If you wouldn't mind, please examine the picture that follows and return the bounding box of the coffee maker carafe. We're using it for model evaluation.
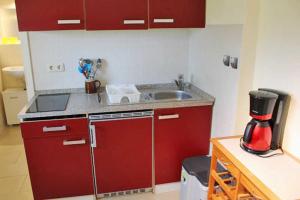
[242,89,290,154]
[242,91,278,154]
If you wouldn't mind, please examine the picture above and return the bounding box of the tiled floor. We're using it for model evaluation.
[0,125,179,200]
[0,126,33,200]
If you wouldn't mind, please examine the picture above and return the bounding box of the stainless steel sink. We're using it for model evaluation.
[148,90,193,100]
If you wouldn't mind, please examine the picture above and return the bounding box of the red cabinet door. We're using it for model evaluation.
[86,0,148,30]
[91,117,152,194]
[21,119,94,200]
[149,0,206,28]
[15,0,84,31]
[154,106,212,184]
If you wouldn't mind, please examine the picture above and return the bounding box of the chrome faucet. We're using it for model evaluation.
[175,74,185,91]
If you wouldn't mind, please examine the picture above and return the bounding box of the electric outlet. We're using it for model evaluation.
[230,57,238,69]
[47,64,65,72]
[56,64,65,72]
[223,55,230,67]
[47,65,55,72]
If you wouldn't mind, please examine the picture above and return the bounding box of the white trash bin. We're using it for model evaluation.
[180,156,225,200]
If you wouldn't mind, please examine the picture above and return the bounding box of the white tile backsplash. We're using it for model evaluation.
[28,26,244,143]
[29,30,190,90]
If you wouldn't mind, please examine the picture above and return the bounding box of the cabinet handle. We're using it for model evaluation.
[90,125,97,148]
[43,125,67,133]
[57,20,81,25]
[9,96,18,100]
[153,18,174,23]
[123,20,145,25]
[63,139,86,146]
[158,114,179,120]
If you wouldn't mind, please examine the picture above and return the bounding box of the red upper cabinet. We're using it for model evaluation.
[15,0,85,31]
[86,0,148,30]
[15,0,206,31]
[149,0,206,28]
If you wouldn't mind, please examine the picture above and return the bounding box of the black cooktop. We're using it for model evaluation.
[26,93,70,113]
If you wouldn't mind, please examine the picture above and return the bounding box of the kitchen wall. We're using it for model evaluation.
[0,44,24,89]
[29,30,190,90]
[25,0,247,91]
[0,45,22,66]
[0,65,4,129]
[252,0,300,159]
[0,3,23,128]
[28,26,244,140]
[19,32,35,99]
[235,0,260,134]
[19,1,300,159]
[206,0,246,25]
[188,25,243,138]
[0,7,19,39]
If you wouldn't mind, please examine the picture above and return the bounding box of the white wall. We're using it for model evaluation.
[28,26,244,139]
[19,32,35,99]
[0,44,23,67]
[29,30,190,90]
[0,44,24,90]
[188,25,243,138]
[0,3,22,128]
[0,8,19,38]
[253,0,300,159]
[235,0,260,133]
[0,64,4,128]
[206,0,246,25]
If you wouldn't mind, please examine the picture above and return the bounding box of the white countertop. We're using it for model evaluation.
[219,138,300,200]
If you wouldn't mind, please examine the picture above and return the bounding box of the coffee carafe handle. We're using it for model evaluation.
[243,120,257,143]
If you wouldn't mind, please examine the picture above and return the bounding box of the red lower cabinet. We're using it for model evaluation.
[20,106,213,198]
[21,118,94,200]
[154,106,212,184]
[91,117,152,194]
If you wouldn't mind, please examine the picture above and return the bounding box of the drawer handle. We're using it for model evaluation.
[154,18,174,23]
[9,96,18,99]
[57,20,81,25]
[123,20,145,25]
[158,114,179,120]
[63,139,86,146]
[43,125,67,133]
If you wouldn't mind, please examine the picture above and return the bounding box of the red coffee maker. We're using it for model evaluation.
[242,90,279,154]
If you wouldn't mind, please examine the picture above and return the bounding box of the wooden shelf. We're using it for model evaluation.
[207,137,285,200]
[212,192,230,200]
[211,170,237,199]
[237,193,262,200]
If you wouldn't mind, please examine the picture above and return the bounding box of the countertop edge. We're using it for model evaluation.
[19,101,214,120]
[18,83,215,120]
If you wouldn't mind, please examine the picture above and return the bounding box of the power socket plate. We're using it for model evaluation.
[47,64,65,72]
